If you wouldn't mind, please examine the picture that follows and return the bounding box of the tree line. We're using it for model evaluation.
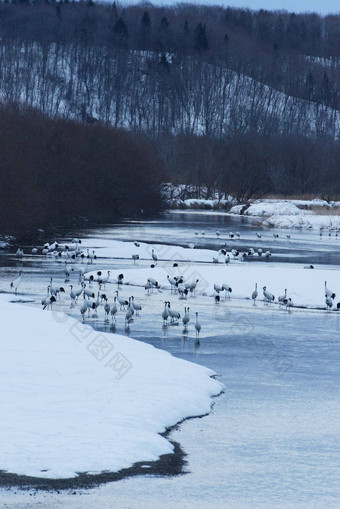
[0,104,165,236]
[158,132,340,202]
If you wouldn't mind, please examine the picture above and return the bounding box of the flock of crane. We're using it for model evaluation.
[7,229,340,341]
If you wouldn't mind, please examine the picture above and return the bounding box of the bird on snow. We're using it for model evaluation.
[10,271,22,294]
[151,249,158,265]
[278,289,288,306]
[325,281,335,299]
[132,254,139,264]
[263,286,275,303]
[325,295,334,310]
[252,283,258,305]
[222,283,232,298]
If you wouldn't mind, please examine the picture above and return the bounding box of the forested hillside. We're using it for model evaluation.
[0,2,339,234]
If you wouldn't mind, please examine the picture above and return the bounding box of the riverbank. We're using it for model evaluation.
[167,196,340,231]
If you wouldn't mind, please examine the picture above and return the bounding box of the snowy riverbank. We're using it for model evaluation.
[0,298,223,481]
[229,199,340,231]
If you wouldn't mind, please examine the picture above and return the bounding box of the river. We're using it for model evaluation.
[0,212,339,508]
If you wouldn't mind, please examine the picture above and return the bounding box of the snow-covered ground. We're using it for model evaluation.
[0,296,222,479]
[229,199,340,231]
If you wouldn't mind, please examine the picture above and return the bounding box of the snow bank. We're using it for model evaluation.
[229,200,340,230]
[230,201,310,217]
[80,237,225,263]
[108,263,340,310]
[0,301,222,479]
[262,214,340,230]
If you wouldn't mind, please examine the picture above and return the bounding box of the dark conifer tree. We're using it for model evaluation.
[194,23,209,52]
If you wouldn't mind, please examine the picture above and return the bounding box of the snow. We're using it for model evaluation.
[0,298,223,479]
[229,199,340,230]
[230,201,311,217]
[80,237,224,264]
[111,262,340,310]
[262,214,340,230]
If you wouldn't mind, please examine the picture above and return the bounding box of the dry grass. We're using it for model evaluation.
[263,194,340,201]
[309,206,340,216]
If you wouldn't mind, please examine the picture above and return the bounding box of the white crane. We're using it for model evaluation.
[103,298,111,321]
[325,281,335,299]
[131,296,142,315]
[16,247,24,257]
[80,295,89,321]
[178,284,189,299]
[286,298,294,312]
[91,292,101,318]
[87,249,97,264]
[167,275,177,291]
[151,249,158,265]
[326,295,333,310]
[42,295,56,310]
[110,298,118,322]
[263,286,275,304]
[69,285,77,306]
[115,291,128,309]
[145,281,152,295]
[167,302,180,323]
[49,278,58,297]
[125,305,134,325]
[214,284,223,294]
[222,283,232,298]
[98,271,111,288]
[10,271,22,294]
[189,279,199,294]
[278,289,288,305]
[82,283,95,299]
[162,301,169,325]
[64,261,73,281]
[264,251,271,261]
[182,307,190,330]
[252,283,258,305]
[41,287,56,310]
[147,278,159,293]
[195,312,201,337]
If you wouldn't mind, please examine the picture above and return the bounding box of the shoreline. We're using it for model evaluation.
[0,432,185,492]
